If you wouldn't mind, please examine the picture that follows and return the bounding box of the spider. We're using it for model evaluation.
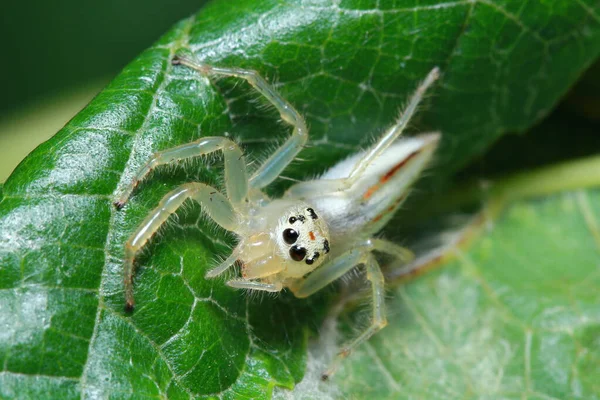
[115,54,440,380]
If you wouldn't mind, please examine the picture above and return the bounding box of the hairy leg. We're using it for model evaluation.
[288,247,367,298]
[284,67,440,200]
[115,136,247,208]
[123,183,237,310]
[226,280,282,292]
[205,245,243,278]
[288,239,408,379]
[346,67,440,184]
[322,254,387,380]
[173,55,308,189]
[287,237,411,298]
[369,238,414,263]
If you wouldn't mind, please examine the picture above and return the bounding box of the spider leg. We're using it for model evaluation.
[173,56,308,189]
[115,137,248,209]
[123,183,238,310]
[369,238,414,263]
[288,238,411,379]
[322,254,386,381]
[226,280,282,292]
[284,67,440,200]
[346,67,440,185]
[289,247,367,298]
[205,245,242,278]
[288,238,408,298]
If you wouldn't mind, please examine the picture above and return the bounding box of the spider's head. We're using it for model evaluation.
[274,203,330,275]
[237,202,330,281]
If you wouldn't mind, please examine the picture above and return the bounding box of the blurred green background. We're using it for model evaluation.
[0,0,207,182]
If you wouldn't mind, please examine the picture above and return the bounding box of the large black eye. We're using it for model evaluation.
[289,245,307,261]
[282,228,299,245]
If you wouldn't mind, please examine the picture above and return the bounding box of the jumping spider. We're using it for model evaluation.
[115,54,440,379]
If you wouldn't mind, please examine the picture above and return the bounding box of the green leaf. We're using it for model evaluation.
[334,188,600,399]
[1,0,599,398]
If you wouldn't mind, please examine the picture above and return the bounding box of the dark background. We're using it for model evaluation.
[0,0,206,115]
[0,0,207,181]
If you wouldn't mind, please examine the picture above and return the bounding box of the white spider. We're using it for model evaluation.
[115,54,440,379]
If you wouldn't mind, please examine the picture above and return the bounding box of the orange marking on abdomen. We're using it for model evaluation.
[370,193,408,225]
[381,151,419,183]
[363,150,419,200]
[363,185,379,200]
[372,214,383,223]
[309,231,316,240]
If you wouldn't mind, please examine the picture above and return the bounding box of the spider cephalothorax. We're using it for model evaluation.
[232,202,330,281]
[116,54,440,379]
[276,204,330,275]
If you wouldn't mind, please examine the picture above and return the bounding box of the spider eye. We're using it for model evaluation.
[323,239,330,254]
[289,245,307,261]
[305,252,320,265]
[282,228,299,245]
[288,216,297,224]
